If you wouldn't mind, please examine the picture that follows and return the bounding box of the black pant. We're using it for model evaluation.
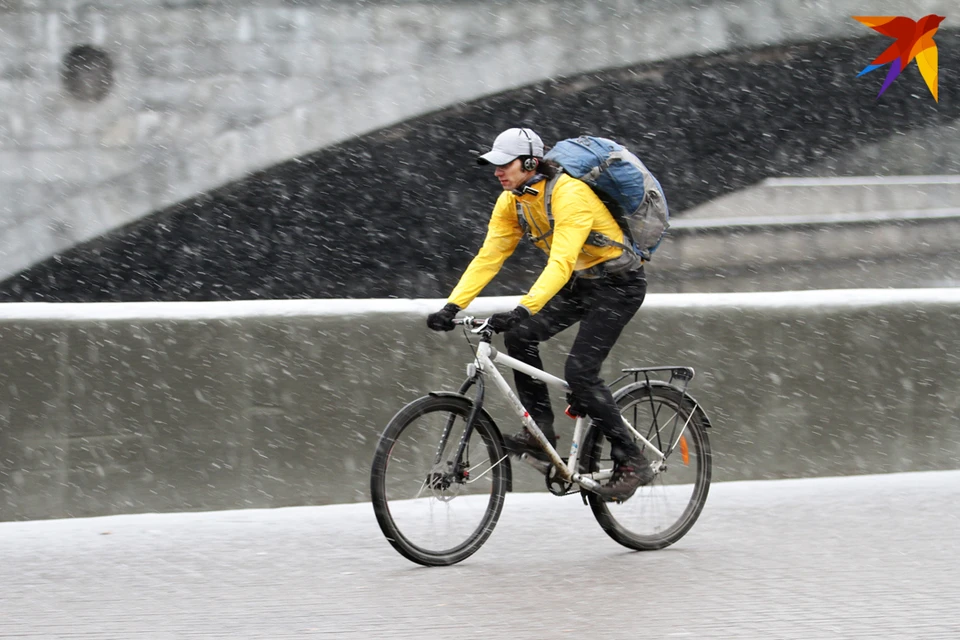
[503,268,647,463]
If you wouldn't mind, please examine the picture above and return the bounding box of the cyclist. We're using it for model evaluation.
[426,127,655,502]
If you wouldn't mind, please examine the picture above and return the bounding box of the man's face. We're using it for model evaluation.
[494,158,533,192]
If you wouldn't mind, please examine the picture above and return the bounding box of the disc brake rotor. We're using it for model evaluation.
[425,462,465,501]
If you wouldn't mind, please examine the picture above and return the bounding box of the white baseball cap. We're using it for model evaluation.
[477,128,544,166]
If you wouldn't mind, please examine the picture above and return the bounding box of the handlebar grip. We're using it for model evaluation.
[453,317,487,329]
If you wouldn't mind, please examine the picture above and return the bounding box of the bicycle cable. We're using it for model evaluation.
[461,323,480,361]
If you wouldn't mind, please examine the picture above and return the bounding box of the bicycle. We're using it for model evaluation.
[370,317,713,566]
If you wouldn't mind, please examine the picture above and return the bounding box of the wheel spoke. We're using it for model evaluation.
[413,477,429,500]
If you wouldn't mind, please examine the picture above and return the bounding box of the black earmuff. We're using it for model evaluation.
[519,128,538,171]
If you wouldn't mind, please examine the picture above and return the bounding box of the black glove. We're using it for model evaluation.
[427,303,460,332]
[488,305,531,333]
[565,392,589,418]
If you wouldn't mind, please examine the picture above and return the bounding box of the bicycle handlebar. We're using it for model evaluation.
[452,316,489,329]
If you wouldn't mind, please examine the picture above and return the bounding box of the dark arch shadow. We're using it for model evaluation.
[3,30,957,302]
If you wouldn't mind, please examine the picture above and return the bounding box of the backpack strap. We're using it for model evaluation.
[579,150,623,182]
[543,172,562,221]
[516,200,553,243]
[518,173,564,244]
[586,232,634,253]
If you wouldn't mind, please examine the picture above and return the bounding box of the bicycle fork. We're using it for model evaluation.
[430,372,490,483]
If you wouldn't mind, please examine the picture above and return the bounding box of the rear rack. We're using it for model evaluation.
[612,366,695,392]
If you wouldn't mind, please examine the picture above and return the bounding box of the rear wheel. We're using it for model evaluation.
[370,395,508,566]
[582,385,711,550]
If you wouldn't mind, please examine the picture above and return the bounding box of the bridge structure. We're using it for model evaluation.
[1,0,958,286]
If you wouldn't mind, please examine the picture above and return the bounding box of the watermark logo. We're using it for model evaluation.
[853,15,944,102]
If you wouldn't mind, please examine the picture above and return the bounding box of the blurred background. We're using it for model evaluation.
[0,0,958,522]
[0,0,957,302]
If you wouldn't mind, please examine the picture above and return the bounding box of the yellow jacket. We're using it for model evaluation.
[448,174,629,314]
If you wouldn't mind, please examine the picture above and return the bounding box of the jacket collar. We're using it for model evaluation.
[512,173,547,198]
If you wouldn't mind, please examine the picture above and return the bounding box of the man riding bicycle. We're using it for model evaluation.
[427,127,655,502]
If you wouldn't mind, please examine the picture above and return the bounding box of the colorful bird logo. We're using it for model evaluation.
[853,14,945,102]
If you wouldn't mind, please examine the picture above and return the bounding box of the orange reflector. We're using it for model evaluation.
[680,435,690,465]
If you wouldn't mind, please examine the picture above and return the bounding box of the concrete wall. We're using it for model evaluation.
[2,0,958,280]
[1,290,958,522]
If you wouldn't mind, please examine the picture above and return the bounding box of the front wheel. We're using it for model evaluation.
[370,394,509,566]
[581,385,711,551]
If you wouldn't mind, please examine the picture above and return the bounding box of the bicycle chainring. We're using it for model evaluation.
[545,464,574,496]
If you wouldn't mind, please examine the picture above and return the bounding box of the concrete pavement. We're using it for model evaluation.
[1,469,958,639]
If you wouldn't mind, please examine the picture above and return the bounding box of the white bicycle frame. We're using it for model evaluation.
[470,336,668,491]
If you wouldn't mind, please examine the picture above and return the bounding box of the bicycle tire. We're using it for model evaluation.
[370,394,508,566]
[582,384,711,551]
